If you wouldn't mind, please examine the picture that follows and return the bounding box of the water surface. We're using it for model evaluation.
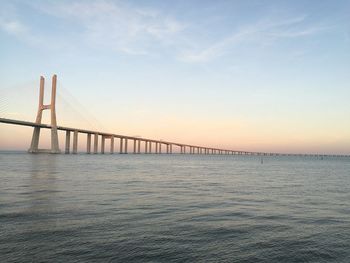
[1,153,349,262]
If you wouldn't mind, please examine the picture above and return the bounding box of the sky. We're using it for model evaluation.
[0,0,350,154]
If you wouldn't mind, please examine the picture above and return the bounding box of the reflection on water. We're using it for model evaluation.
[0,153,350,262]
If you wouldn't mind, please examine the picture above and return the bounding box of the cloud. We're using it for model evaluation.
[0,0,186,54]
[0,2,29,39]
[0,19,27,36]
[0,1,331,63]
[37,0,186,54]
[178,15,326,63]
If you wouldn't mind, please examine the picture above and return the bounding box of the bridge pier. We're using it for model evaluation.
[110,136,114,154]
[124,138,128,154]
[137,140,141,153]
[170,144,172,154]
[65,131,70,154]
[101,135,105,154]
[73,131,78,154]
[94,133,98,154]
[159,143,162,154]
[145,141,148,154]
[120,138,123,154]
[87,134,91,153]
[133,139,136,154]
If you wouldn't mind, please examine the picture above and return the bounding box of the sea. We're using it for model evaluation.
[0,152,349,262]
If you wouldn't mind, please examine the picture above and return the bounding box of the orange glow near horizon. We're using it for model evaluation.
[1,115,349,155]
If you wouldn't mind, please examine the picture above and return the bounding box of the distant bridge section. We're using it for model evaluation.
[0,117,348,157]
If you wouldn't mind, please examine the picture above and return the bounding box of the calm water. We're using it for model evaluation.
[0,152,349,262]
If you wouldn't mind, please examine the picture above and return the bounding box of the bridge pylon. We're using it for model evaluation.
[28,75,61,153]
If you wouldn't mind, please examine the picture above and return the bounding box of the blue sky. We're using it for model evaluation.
[0,0,350,153]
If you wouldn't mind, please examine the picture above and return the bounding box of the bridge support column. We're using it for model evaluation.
[101,136,105,154]
[133,139,136,154]
[137,140,141,153]
[94,133,98,154]
[65,131,70,154]
[149,141,152,154]
[124,139,128,154]
[87,134,91,153]
[73,131,78,154]
[145,141,148,154]
[155,142,158,154]
[110,136,114,154]
[120,138,123,154]
[170,144,172,154]
[166,144,169,154]
[159,143,162,154]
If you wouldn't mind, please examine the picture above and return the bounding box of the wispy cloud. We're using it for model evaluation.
[0,1,330,63]
[0,3,29,40]
[178,15,326,63]
[0,0,186,54]
[0,19,27,36]
[38,1,186,54]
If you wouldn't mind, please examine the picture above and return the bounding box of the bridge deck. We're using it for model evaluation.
[0,117,348,157]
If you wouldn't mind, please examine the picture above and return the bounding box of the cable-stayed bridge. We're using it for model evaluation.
[0,75,348,157]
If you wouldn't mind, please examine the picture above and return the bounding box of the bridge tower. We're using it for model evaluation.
[28,75,61,153]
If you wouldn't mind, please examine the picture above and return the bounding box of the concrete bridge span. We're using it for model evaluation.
[0,75,348,158]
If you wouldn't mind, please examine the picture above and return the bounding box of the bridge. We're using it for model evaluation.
[0,75,348,158]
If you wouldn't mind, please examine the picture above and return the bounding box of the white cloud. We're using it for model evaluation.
[0,19,27,36]
[0,1,331,63]
[178,15,326,63]
[37,0,186,54]
[0,0,186,54]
